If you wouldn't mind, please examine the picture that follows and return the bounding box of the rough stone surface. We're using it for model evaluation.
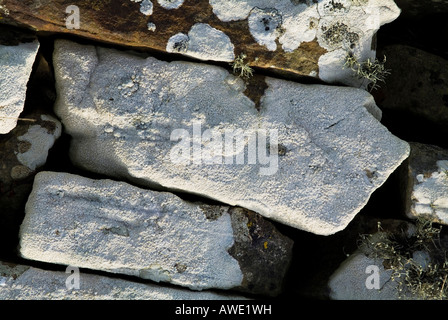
[0,0,400,86]
[328,251,398,300]
[166,23,235,62]
[14,114,61,171]
[53,39,409,236]
[19,171,293,296]
[378,45,448,139]
[0,37,39,134]
[401,142,448,225]
[0,261,247,300]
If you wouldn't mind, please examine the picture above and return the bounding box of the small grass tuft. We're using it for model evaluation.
[344,52,390,91]
[230,53,254,79]
[359,217,448,299]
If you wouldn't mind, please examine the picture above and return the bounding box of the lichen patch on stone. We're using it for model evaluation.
[166,23,235,62]
[139,0,153,15]
[248,7,283,51]
[147,22,156,31]
[157,0,184,10]
[207,0,400,87]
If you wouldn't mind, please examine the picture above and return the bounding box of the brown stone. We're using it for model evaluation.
[0,0,327,81]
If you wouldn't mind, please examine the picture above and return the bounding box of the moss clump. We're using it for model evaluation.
[359,217,448,299]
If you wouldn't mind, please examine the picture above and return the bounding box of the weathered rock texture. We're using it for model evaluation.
[0,261,247,300]
[401,142,448,225]
[19,171,293,296]
[0,0,400,86]
[328,251,398,300]
[53,39,409,236]
[0,28,39,134]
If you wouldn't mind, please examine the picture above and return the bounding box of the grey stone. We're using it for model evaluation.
[14,114,62,171]
[53,39,410,236]
[328,219,443,300]
[0,40,39,134]
[402,142,448,225]
[328,251,399,300]
[0,261,247,300]
[19,171,293,296]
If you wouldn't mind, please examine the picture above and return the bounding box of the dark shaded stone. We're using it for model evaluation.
[228,207,294,297]
[377,45,448,145]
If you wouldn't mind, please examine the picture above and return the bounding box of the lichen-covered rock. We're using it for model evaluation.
[13,115,61,171]
[19,171,293,296]
[0,261,247,300]
[166,23,235,62]
[0,27,39,134]
[0,0,400,86]
[53,39,409,236]
[401,142,448,225]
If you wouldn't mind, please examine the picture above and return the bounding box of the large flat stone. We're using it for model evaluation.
[0,0,400,86]
[19,171,293,296]
[53,39,410,235]
[0,261,247,300]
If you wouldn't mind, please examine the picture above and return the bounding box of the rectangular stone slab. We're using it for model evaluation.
[0,0,400,86]
[19,171,293,296]
[53,39,410,236]
[0,261,247,300]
